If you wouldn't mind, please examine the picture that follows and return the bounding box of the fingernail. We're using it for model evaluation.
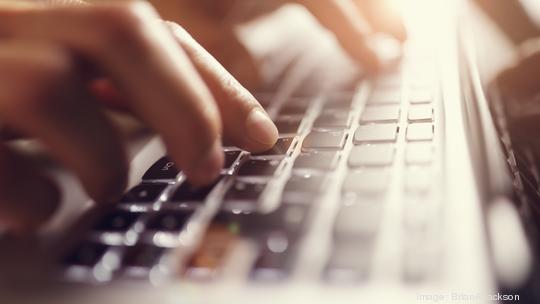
[192,140,223,185]
[246,108,278,146]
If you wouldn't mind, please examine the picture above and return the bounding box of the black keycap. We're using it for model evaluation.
[224,181,267,201]
[142,157,179,181]
[93,210,141,232]
[237,159,281,177]
[121,183,167,203]
[279,102,309,116]
[170,178,221,202]
[253,137,294,157]
[313,110,351,128]
[62,241,108,266]
[122,245,166,268]
[256,204,309,234]
[275,117,302,134]
[293,151,339,171]
[214,203,310,241]
[224,150,241,169]
[146,210,194,232]
[236,204,309,235]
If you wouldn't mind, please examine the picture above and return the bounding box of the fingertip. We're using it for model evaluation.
[85,156,129,204]
[183,139,224,186]
[245,108,278,150]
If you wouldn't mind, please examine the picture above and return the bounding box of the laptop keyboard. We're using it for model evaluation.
[59,61,442,285]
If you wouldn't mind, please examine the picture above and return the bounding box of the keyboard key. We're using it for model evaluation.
[184,223,238,280]
[279,102,309,116]
[224,150,241,169]
[122,245,166,268]
[121,184,167,204]
[404,167,432,193]
[360,105,400,123]
[93,210,141,232]
[402,239,440,283]
[253,137,294,157]
[348,144,395,167]
[63,241,108,266]
[142,157,179,181]
[409,90,432,104]
[343,169,389,195]
[408,105,433,122]
[146,210,194,232]
[251,231,294,281]
[293,151,339,171]
[224,181,267,201]
[283,173,325,193]
[275,117,302,134]
[323,94,354,110]
[334,201,382,240]
[403,201,438,232]
[313,111,351,128]
[237,159,281,177]
[256,204,310,234]
[405,143,433,165]
[368,90,401,104]
[170,178,222,202]
[406,123,433,141]
[302,130,347,150]
[354,124,398,144]
[216,203,310,237]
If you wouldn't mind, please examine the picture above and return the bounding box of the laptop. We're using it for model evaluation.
[0,0,537,303]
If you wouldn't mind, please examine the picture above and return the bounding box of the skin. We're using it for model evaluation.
[474,0,540,115]
[0,0,406,233]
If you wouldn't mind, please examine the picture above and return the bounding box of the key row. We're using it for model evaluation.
[368,88,433,105]
[63,199,314,282]
[300,123,433,152]
[143,138,296,182]
[310,104,434,130]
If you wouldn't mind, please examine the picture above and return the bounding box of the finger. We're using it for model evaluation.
[150,1,264,89]
[0,41,127,202]
[295,0,380,72]
[0,144,60,233]
[167,22,278,152]
[0,1,224,185]
[89,78,132,112]
[352,0,407,41]
[203,31,264,91]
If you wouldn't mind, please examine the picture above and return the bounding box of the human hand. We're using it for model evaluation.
[0,0,278,232]
[150,0,407,87]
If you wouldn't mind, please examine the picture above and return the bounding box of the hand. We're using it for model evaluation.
[150,0,407,87]
[0,0,278,232]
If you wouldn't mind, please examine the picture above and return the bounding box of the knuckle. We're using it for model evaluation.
[90,1,156,52]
